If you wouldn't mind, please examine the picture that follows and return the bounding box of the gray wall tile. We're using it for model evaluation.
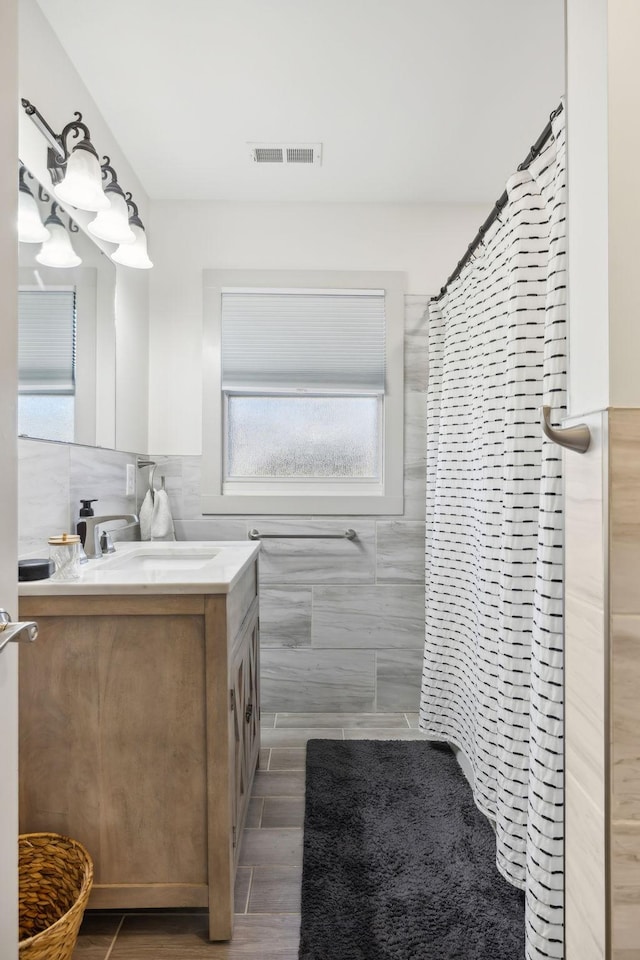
[259,586,312,647]
[181,454,206,518]
[18,439,70,555]
[19,439,145,554]
[260,650,375,712]
[403,392,427,520]
[69,445,138,527]
[376,649,423,711]
[404,296,429,394]
[376,521,425,582]
[256,520,375,584]
[312,584,424,648]
[174,518,248,541]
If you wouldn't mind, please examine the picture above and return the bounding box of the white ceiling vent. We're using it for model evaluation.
[248,143,323,166]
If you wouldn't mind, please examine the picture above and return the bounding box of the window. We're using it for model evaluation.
[202,270,405,515]
[18,287,76,443]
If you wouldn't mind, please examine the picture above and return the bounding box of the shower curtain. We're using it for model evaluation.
[419,107,566,960]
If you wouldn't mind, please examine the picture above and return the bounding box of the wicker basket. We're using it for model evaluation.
[19,832,94,960]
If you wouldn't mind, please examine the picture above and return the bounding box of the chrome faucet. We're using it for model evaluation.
[83,514,140,559]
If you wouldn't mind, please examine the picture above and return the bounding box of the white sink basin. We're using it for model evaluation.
[102,548,219,573]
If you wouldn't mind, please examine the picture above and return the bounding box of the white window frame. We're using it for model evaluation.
[201,269,405,515]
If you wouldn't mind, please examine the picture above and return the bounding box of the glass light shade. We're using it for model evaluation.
[88,190,136,245]
[111,223,153,269]
[18,190,50,243]
[36,222,82,268]
[54,142,110,212]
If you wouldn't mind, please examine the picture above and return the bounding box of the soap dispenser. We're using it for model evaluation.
[77,499,98,548]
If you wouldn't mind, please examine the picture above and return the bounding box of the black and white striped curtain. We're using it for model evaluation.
[419,106,566,960]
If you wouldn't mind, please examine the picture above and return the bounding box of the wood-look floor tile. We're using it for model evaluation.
[247,866,302,914]
[260,714,276,729]
[110,913,300,958]
[234,867,252,914]
[275,711,408,728]
[252,771,305,797]
[342,728,430,740]
[239,829,303,867]
[261,798,305,829]
[73,913,123,959]
[246,797,264,827]
[260,727,342,748]
[269,748,306,771]
[404,713,419,729]
[258,748,270,769]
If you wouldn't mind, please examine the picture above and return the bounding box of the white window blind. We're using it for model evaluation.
[221,288,386,392]
[18,289,76,394]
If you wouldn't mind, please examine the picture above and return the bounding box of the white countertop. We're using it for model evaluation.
[19,541,260,596]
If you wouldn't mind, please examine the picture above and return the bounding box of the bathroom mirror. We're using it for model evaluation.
[18,166,117,448]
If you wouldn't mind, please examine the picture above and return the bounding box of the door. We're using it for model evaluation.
[1,1,20,956]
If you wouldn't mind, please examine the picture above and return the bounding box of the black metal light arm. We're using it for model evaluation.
[21,98,66,162]
[125,191,144,228]
[100,155,119,187]
[18,163,50,203]
[44,201,78,234]
[21,98,101,187]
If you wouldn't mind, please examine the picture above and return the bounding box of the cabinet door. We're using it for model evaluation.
[244,619,260,774]
[20,613,209,891]
[230,609,260,854]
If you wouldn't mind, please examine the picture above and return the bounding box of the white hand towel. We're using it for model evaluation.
[139,490,153,541]
[150,488,176,541]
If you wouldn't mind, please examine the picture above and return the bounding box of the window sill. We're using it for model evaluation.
[200,493,404,516]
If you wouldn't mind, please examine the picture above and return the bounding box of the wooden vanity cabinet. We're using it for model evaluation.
[18,560,260,942]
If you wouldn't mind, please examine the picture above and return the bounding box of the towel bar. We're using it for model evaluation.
[248,529,357,541]
[540,405,591,454]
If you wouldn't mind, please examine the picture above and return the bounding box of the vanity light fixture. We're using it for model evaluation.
[87,157,136,246]
[35,202,82,269]
[111,195,153,269]
[18,165,50,243]
[21,98,109,212]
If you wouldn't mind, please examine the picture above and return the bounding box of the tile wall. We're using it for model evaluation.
[565,408,640,959]
[18,439,140,556]
[151,295,429,713]
[17,296,428,715]
[564,411,608,960]
[608,409,640,959]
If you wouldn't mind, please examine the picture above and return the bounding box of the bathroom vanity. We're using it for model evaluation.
[18,542,260,941]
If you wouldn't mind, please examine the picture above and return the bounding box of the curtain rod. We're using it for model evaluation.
[431,101,564,304]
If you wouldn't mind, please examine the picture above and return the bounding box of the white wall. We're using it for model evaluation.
[606,0,640,407]
[18,0,150,452]
[566,0,640,414]
[565,0,609,416]
[148,200,487,452]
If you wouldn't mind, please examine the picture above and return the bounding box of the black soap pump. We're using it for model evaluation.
[77,499,97,548]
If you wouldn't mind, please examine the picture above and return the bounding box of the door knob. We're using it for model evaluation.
[0,610,38,654]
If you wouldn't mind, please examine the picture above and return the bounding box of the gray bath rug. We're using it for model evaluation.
[299,739,524,960]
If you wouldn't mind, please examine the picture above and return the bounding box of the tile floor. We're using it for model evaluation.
[73,712,428,959]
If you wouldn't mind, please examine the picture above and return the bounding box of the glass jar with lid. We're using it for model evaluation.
[48,533,82,581]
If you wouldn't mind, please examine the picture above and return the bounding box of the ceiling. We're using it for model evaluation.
[34,0,565,203]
